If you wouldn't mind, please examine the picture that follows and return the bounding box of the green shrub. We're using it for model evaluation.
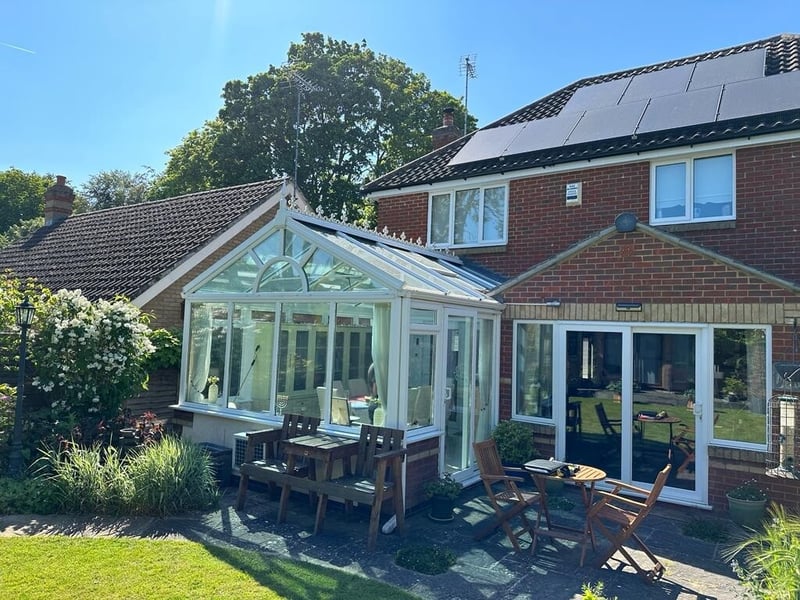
[0,476,59,514]
[581,582,617,600]
[395,544,456,575]
[724,504,800,599]
[126,436,218,516]
[490,420,538,465]
[38,442,133,515]
[682,516,730,542]
[36,436,218,517]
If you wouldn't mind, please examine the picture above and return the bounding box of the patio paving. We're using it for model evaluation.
[1,480,747,599]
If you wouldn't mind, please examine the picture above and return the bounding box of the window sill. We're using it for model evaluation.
[653,220,736,233]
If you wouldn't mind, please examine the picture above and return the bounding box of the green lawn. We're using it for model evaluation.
[0,536,419,600]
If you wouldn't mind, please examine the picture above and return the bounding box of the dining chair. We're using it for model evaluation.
[235,413,321,510]
[587,463,671,583]
[672,413,719,475]
[472,438,541,552]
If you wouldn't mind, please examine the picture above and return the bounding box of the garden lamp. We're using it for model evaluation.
[8,296,35,478]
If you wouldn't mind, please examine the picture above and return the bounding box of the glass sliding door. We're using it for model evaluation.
[563,329,624,479]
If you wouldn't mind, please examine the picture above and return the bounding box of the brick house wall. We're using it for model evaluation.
[376,140,800,284]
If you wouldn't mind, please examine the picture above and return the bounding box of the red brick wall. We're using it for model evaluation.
[502,231,798,304]
[375,140,800,283]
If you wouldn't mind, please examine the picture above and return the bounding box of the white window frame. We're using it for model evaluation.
[650,152,736,225]
[428,182,508,248]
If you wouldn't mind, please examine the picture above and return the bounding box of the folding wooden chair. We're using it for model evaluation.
[472,438,541,552]
[587,463,671,583]
[672,413,719,475]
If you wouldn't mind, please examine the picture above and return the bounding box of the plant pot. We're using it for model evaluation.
[727,495,767,528]
[428,495,455,522]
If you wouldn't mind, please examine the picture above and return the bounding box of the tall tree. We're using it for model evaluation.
[80,168,156,210]
[0,168,53,233]
[152,33,474,217]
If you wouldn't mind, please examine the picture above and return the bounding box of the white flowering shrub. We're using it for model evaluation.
[31,289,155,440]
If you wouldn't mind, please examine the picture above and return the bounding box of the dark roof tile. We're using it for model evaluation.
[0,178,285,300]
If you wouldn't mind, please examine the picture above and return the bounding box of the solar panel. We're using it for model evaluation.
[448,122,526,166]
[637,86,722,134]
[566,100,647,145]
[718,70,800,120]
[563,77,631,112]
[620,64,694,103]
[504,111,583,154]
[688,48,765,90]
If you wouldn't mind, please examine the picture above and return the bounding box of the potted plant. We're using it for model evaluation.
[726,478,768,528]
[490,420,539,467]
[424,473,462,522]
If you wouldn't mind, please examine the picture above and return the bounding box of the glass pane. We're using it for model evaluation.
[276,303,330,419]
[199,253,259,293]
[655,162,687,219]
[482,187,506,242]
[474,318,494,442]
[284,229,313,262]
[186,303,228,405]
[257,260,305,292]
[430,193,451,244]
[252,231,282,265]
[411,308,437,325]
[694,155,733,218]
[225,304,275,412]
[325,302,379,428]
[407,333,435,430]
[306,250,377,291]
[454,188,480,244]
[713,328,767,444]
[515,323,553,418]
[631,333,695,489]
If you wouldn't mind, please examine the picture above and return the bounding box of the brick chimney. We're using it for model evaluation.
[44,175,75,226]
[432,107,462,150]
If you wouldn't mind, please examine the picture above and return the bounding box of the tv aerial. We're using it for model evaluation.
[459,54,477,135]
[284,70,322,201]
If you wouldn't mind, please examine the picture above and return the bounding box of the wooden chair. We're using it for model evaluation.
[472,438,541,552]
[311,424,406,550]
[595,403,621,437]
[235,413,321,510]
[672,413,719,475]
[587,463,671,583]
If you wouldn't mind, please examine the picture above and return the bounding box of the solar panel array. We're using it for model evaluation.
[449,48,800,167]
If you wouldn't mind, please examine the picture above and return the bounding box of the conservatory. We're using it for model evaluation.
[178,204,503,500]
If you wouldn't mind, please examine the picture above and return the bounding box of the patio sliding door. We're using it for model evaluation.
[561,325,703,501]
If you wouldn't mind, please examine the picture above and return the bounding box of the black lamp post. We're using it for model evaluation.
[8,297,35,478]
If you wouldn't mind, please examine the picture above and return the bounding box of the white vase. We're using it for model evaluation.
[207,383,219,404]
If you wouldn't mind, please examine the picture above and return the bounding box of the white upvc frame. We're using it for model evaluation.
[427,181,509,249]
[650,150,736,225]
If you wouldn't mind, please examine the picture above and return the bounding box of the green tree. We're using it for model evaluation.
[0,169,53,233]
[152,33,474,218]
[80,169,157,210]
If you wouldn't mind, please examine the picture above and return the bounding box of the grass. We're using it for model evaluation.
[682,516,730,542]
[0,536,420,600]
[395,544,456,575]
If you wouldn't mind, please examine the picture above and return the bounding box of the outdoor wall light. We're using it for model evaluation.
[615,302,642,312]
[531,299,561,307]
[8,297,35,478]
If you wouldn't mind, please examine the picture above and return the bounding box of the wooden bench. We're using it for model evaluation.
[235,413,321,510]
[310,424,406,550]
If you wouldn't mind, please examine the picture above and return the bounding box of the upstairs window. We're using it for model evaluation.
[429,184,507,248]
[651,153,734,224]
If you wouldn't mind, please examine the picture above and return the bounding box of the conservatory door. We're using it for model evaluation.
[443,314,474,473]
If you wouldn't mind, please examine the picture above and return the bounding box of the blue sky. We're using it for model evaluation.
[2,1,799,190]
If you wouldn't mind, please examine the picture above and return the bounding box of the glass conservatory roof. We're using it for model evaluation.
[186,208,504,306]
